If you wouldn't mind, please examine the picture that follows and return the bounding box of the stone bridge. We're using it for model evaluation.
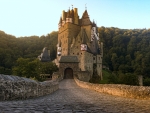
[0,75,150,113]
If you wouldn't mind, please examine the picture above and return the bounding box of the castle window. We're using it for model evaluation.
[81,53,82,55]
[77,53,79,55]
[73,53,74,54]
[93,57,95,60]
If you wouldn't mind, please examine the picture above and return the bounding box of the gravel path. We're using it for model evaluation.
[0,79,150,113]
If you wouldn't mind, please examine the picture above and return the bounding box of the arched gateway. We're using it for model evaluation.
[59,56,79,79]
[64,68,73,79]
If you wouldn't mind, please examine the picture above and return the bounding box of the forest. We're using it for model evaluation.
[0,30,58,81]
[0,27,150,85]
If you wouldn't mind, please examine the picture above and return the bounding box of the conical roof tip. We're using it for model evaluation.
[82,9,89,18]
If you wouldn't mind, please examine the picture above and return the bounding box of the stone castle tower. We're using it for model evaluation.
[55,7,103,80]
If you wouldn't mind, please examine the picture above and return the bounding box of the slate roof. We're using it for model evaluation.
[59,56,79,63]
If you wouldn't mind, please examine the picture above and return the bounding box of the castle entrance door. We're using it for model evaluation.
[64,68,73,79]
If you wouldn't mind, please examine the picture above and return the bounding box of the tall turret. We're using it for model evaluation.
[62,10,66,26]
[70,8,74,23]
[74,8,79,25]
[66,9,72,23]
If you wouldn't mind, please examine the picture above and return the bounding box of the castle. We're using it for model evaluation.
[55,7,103,80]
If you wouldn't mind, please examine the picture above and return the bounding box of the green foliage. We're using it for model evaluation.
[12,58,41,81]
[99,70,112,84]
[100,70,139,85]
[143,78,150,86]
[0,31,58,75]
[12,58,58,81]
[105,71,138,85]
[39,62,58,75]
[118,73,138,85]
[99,27,150,85]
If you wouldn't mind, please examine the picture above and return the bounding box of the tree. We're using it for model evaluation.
[12,58,41,81]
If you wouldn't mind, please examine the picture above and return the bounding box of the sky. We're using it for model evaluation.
[0,0,150,37]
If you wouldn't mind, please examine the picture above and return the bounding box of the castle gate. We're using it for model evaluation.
[59,56,79,79]
[64,68,73,79]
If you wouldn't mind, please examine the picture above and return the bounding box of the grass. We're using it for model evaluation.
[99,69,112,84]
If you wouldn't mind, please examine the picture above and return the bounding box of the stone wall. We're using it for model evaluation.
[0,74,59,101]
[59,62,79,78]
[74,77,150,99]
[52,72,63,81]
[77,71,90,82]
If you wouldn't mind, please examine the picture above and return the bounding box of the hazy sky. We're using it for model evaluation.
[0,0,150,37]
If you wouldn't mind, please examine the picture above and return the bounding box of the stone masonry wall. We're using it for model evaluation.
[0,74,58,101]
[74,77,150,99]
[77,71,90,82]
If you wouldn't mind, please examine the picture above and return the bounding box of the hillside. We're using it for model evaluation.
[0,31,58,74]
[0,27,150,85]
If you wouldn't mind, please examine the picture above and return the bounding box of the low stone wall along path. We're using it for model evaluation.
[0,79,150,113]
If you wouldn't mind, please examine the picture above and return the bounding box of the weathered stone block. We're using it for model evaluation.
[0,74,59,101]
[74,77,150,99]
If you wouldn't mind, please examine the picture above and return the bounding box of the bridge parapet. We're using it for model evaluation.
[74,77,150,99]
[0,74,58,101]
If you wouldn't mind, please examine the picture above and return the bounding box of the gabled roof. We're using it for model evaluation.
[38,47,50,62]
[59,56,79,63]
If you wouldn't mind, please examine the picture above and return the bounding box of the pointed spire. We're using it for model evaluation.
[92,20,96,27]
[82,9,89,18]
[85,3,87,10]
[67,8,71,18]
[82,3,88,18]
[70,6,74,18]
